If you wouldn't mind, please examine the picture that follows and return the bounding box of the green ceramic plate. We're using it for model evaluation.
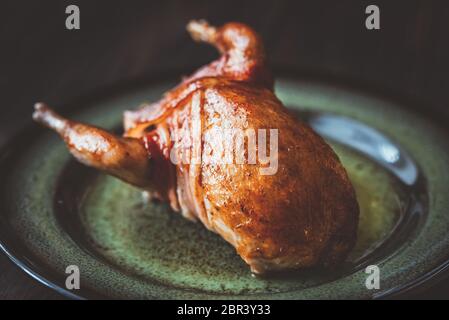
[1,77,448,299]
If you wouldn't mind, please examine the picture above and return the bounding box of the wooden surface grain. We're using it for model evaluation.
[1,0,448,299]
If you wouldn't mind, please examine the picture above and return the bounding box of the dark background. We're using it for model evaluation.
[0,0,448,299]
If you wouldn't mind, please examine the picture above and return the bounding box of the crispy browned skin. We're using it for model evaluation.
[33,20,359,274]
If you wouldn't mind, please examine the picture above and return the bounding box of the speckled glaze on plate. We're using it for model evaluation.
[0,77,448,299]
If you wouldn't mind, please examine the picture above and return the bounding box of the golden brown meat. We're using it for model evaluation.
[33,20,359,274]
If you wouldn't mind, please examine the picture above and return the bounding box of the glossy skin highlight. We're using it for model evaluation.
[33,20,359,274]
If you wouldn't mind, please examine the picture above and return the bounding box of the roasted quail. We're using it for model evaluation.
[33,20,359,274]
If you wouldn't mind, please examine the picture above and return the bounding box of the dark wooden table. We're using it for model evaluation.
[1,0,448,299]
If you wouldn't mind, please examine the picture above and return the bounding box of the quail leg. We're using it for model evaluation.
[33,103,152,188]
